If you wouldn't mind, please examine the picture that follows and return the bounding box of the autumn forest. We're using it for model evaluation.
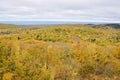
[0,24,120,80]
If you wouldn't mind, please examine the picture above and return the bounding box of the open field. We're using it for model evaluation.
[0,24,120,80]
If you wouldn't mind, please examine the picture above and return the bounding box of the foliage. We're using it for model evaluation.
[0,24,120,80]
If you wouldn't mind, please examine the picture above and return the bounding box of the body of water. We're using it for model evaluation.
[0,21,112,25]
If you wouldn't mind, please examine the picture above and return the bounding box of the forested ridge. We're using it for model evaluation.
[0,24,120,80]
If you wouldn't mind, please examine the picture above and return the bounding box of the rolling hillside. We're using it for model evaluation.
[0,24,120,80]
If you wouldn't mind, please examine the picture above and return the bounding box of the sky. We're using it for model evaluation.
[0,0,120,22]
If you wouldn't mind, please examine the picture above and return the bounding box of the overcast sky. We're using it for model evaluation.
[0,0,120,22]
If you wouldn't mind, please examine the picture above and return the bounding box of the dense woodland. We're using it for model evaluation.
[0,24,120,80]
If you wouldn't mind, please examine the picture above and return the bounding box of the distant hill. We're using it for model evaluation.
[89,23,120,29]
[0,24,19,29]
[0,23,120,29]
[104,24,120,29]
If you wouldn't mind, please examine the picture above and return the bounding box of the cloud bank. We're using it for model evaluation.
[0,0,120,22]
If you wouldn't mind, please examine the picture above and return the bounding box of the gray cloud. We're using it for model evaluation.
[0,0,120,22]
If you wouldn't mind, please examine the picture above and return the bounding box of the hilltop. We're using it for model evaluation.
[0,24,120,80]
